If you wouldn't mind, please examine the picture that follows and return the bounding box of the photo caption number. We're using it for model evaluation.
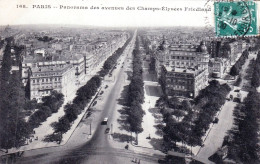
[17,5,27,8]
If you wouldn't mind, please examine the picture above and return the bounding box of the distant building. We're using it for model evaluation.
[21,31,129,100]
[208,58,230,78]
[155,41,210,98]
[162,66,208,98]
[22,52,92,86]
[155,41,210,78]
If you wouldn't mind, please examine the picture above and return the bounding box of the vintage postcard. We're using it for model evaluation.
[0,0,260,164]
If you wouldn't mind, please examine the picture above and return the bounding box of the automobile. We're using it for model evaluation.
[105,85,108,89]
[100,91,104,95]
[105,128,110,133]
[234,89,240,92]
[102,117,108,125]
[92,101,97,106]
[213,117,219,124]
[86,111,92,118]
[226,98,231,101]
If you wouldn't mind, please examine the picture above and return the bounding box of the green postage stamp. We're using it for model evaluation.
[214,1,258,37]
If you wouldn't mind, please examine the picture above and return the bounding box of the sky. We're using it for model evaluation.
[0,0,259,28]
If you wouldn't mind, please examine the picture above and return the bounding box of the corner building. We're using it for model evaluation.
[162,66,208,98]
[156,41,209,98]
[30,65,75,101]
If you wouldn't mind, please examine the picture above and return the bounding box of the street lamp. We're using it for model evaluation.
[111,123,113,135]
[90,123,91,135]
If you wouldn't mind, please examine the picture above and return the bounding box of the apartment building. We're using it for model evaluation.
[30,64,75,101]
[162,66,208,98]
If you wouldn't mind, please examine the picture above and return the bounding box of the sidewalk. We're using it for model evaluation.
[0,53,109,157]
[194,53,253,161]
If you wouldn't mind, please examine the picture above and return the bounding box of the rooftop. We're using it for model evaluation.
[23,52,85,64]
[164,66,197,73]
[31,64,74,76]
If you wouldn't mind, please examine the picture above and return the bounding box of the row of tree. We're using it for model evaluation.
[157,80,231,153]
[226,90,260,163]
[99,35,133,77]
[0,38,31,149]
[126,36,145,142]
[192,80,231,145]
[0,39,5,49]
[251,51,260,88]
[27,91,64,129]
[230,50,249,76]
[46,75,102,143]
[158,97,195,153]
[46,35,133,143]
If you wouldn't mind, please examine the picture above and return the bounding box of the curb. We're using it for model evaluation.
[0,85,103,158]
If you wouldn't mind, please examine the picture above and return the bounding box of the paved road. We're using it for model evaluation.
[196,100,236,161]
[2,30,163,164]
[196,52,254,162]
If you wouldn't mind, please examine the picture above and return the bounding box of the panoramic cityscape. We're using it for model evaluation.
[0,25,260,164]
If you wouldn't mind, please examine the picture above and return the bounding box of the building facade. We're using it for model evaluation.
[162,66,208,98]
[208,58,230,78]
[30,64,75,101]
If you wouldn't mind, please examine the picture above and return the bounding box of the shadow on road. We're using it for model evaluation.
[116,85,132,132]
[117,85,129,106]
[117,111,130,131]
[148,108,164,137]
[112,133,135,143]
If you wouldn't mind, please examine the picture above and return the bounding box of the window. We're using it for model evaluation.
[33,80,35,83]
[42,79,44,82]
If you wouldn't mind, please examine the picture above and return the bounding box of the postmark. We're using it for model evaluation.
[214,1,258,37]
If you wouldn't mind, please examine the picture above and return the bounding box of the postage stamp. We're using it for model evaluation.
[214,1,258,37]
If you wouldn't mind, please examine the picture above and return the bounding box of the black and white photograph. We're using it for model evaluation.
[0,0,260,163]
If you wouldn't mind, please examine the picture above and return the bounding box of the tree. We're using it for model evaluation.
[251,70,260,88]
[226,90,260,163]
[181,100,192,111]
[64,104,81,122]
[53,116,71,134]
[172,110,185,121]
[230,64,239,76]
[42,90,64,113]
